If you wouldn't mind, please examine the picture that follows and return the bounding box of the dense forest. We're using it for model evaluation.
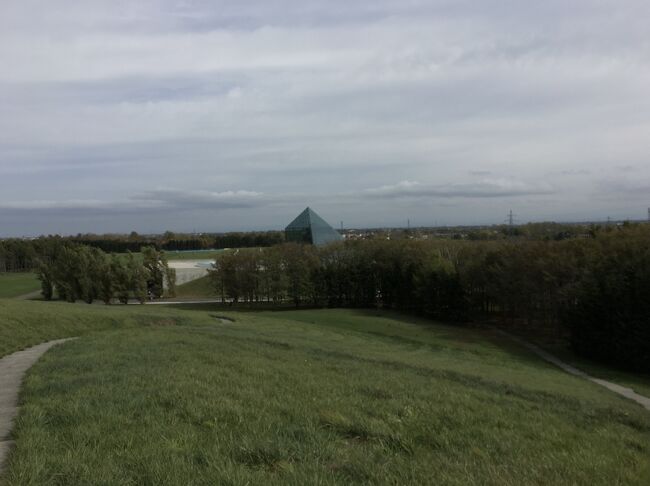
[208,224,650,372]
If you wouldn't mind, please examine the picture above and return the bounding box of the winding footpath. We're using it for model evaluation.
[0,338,76,472]
[495,329,650,411]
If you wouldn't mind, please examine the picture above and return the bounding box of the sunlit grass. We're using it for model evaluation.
[0,299,209,358]
[2,307,649,485]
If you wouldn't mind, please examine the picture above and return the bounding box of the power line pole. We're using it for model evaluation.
[504,210,517,236]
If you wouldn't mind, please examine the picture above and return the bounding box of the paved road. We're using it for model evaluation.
[0,339,76,472]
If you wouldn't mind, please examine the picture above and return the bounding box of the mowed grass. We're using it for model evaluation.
[0,273,40,298]
[2,307,650,485]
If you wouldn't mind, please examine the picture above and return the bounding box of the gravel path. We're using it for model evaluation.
[0,338,76,471]
[495,329,650,411]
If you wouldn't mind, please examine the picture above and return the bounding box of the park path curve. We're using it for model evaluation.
[14,290,42,301]
[495,329,650,411]
[0,338,76,472]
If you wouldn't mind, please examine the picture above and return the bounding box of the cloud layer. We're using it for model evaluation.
[364,179,555,199]
[1,1,649,235]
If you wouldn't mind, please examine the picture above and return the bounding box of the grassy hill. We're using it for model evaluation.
[0,273,40,299]
[0,299,209,358]
[173,275,214,299]
[1,303,649,484]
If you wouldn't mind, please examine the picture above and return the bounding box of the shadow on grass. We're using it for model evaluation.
[159,303,561,370]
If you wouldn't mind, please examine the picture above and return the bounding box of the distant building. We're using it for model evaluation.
[285,207,343,246]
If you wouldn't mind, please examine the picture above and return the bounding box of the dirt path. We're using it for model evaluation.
[14,290,41,300]
[495,329,650,411]
[0,338,76,472]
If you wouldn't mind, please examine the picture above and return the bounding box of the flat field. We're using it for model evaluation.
[0,273,40,299]
[1,304,649,485]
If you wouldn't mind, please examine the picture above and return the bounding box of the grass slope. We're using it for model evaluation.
[0,273,40,299]
[2,307,650,485]
[553,349,650,400]
[0,300,211,358]
[174,275,214,299]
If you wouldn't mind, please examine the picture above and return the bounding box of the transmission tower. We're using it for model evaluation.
[503,210,517,235]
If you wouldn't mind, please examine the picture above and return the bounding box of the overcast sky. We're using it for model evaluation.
[1,0,649,236]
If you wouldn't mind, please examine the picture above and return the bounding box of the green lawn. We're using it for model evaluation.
[0,273,40,299]
[0,299,207,358]
[174,275,214,299]
[166,249,226,261]
[1,305,649,485]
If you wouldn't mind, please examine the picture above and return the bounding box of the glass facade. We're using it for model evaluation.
[285,207,343,246]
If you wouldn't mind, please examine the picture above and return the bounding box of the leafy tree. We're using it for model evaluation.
[36,260,54,300]
[280,243,318,306]
[113,256,133,305]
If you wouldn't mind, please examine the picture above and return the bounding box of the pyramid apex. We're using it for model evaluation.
[285,207,342,246]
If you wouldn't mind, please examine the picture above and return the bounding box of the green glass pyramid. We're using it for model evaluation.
[285,207,343,246]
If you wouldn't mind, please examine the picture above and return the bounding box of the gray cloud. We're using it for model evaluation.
[131,189,266,210]
[1,0,649,235]
[0,188,267,214]
[363,179,555,199]
[597,179,650,196]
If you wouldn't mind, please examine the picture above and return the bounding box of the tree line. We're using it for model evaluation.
[0,238,60,272]
[0,231,285,271]
[209,224,650,372]
[0,223,616,272]
[36,245,176,304]
[72,231,284,253]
